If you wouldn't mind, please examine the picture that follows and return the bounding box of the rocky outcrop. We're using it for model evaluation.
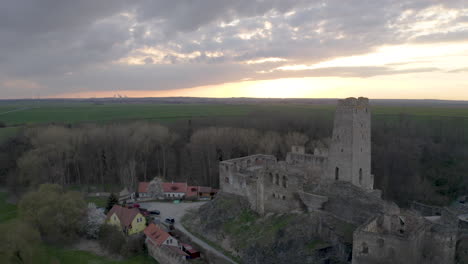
[184,192,354,264]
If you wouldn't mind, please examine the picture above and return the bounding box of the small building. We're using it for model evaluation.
[198,186,217,200]
[181,243,200,259]
[138,182,151,198]
[106,205,146,235]
[186,186,199,199]
[144,223,190,263]
[163,182,188,199]
[118,187,133,203]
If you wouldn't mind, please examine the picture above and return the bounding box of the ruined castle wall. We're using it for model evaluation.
[219,155,277,213]
[422,224,457,264]
[261,166,305,213]
[352,222,424,264]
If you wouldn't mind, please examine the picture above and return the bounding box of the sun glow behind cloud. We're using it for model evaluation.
[277,42,468,71]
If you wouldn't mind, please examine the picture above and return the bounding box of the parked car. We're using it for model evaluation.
[165,217,175,224]
[150,210,160,215]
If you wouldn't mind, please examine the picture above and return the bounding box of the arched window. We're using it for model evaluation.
[361,242,369,254]
[359,168,363,184]
[282,176,288,188]
[335,167,339,180]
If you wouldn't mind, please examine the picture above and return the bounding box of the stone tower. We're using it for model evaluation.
[327,97,373,190]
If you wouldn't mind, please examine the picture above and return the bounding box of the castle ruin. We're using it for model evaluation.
[219,97,466,264]
[219,97,377,215]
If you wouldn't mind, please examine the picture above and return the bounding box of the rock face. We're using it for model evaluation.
[184,193,355,264]
[306,181,398,226]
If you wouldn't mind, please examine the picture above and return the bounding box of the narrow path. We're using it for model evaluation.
[0,107,32,116]
[175,222,237,264]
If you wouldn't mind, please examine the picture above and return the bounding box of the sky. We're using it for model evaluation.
[0,0,467,100]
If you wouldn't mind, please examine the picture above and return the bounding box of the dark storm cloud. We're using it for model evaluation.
[0,0,466,98]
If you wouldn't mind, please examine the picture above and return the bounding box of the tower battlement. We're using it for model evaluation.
[337,97,369,109]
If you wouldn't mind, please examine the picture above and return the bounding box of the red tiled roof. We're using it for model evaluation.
[106,205,140,228]
[186,186,198,197]
[162,182,188,193]
[144,223,170,246]
[138,182,150,193]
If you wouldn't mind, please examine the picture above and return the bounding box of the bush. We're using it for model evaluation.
[121,235,146,257]
[98,224,146,257]
[18,184,87,244]
[0,220,48,264]
[98,224,125,254]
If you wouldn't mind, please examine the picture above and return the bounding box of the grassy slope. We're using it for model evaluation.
[0,192,157,264]
[45,247,157,264]
[0,192,17,223]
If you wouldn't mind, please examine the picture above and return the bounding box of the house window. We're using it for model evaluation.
[272,193,275,198]
[282,195,286,200]
[225,177,229,184]
[269,173,273,183]
[282,176,288,188]
[275,174,279,185]
[335,167,339,180]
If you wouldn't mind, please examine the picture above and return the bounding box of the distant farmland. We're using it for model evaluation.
[1,100,468,142]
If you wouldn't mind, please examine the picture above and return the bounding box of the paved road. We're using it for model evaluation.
[140,201,237,264]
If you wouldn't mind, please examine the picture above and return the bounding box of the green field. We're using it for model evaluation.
[1,102,468,127]
[1,101,468,143]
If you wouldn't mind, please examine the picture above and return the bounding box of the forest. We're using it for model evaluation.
[1,107,467,207]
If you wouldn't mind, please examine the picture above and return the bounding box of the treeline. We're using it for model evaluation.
[1,110,467,206]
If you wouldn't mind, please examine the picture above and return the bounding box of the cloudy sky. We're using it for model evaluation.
[1,0,467,99]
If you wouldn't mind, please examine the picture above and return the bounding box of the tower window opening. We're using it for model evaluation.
[359,168,363,184]
[335,167,339,181]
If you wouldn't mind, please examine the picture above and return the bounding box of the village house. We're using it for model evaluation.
[138,182,151,198]
[144,223,197,263]
[163,182,188,199]
[106,204,147,235]
[137,179,218,201]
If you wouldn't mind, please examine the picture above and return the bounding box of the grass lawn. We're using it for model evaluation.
[0,192,17,223]
[45,247,158,264]
[86,196,109,208]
